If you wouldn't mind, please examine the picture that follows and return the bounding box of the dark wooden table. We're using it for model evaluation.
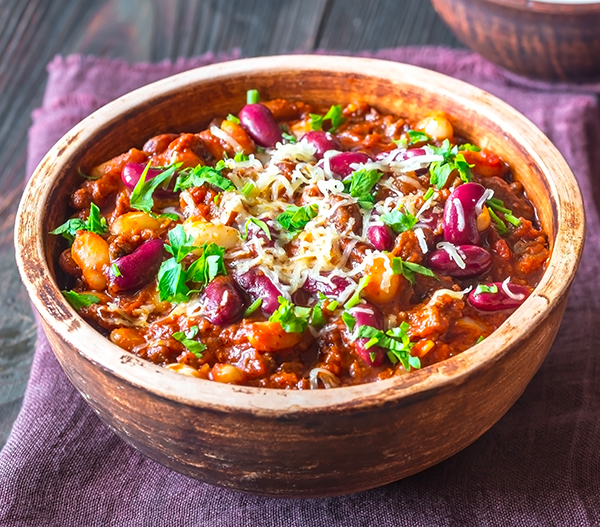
[0,0,461,447]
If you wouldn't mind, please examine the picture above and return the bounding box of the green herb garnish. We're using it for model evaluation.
[309,105,346,133]
[428,140,473,189]
[486,198,521,227]
[354,322,420,371]
[174,164,235,192]
[241,218,272,240]
[380,209,418,234]
[269,297,310,333]
[62,290,100,310]
[474,284,499,295]
[423,187,435,202]
[243,298,263,317]
[407,130,431,145]
[50,203,108,243]
[185,243,227,288]
[277,204,318,233]
[282,131,297,144]
[391,258,437,285]
[241,182,255,197]
[343,168,383,209]
[111,263,122,277]
[172,325,206,358]
[246,89,259,104]
[459,143,481,152]
[476,335,485,344]
[130,163,180,214]
[488,208,509,235]
[226,114,240,124]
[341,311,356,333]
[344,276,371,310]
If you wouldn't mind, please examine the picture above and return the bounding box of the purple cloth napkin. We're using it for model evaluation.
[3,47,600,526]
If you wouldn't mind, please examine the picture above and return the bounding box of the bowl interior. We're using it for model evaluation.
[19,55,584,413]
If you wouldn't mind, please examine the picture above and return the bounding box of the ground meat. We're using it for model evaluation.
[327,195,363,234]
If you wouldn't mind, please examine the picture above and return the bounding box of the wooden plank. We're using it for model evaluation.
[317,0,462,50]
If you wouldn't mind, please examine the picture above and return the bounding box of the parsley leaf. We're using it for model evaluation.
[407,130,431,144]
[241,218,272,240]
[62,290,100,310]
[172,325,206,358]
[428,140,473,189]
[342,311,356,333]
[269,297,310,333]
[391,258,437,285]
[380,208,418,233]
[343,168,383,209]
[164,224,198,263]
[50,203,108,243]
[474,284,499,295]
[157,258,190,303]
[282,131,297,144]
[277,204,318,232]
[344,276,371,310]
[354,321,420,371]
[310,293,331,328]
[234,152,249,162]
[130,163,179,214]
[459,143,481,152]
[185,243,226,288]
[174,164,235,192]
[309,105,346,133]
[243,298,262,317]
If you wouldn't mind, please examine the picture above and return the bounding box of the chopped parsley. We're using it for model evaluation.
[269,297,310,333]
[391,257,437,285]
[354,322,421,371]
[243,298,262,317]
[282,131,297,144]
[50,203,108,243]
[246,89,259,104]
[233,152,249,162]
[459,143,481,152]
[380,208,418,233]
[344,276,371,310]
[226,114,240,124]
[172,325,206,358]
[130,163,180,214]
[157,225,226,303]
[474,284,499,295]
[277,204,318,232]
[476,335,486,344]
[423,187,435,201]
[407,130,431,144]
[309,105,346,133]
[488,208,509,235]
[111,263,122,277]
[62,290,100,310]
[342,311,356,333]
[310,293,332,328]
[428,139,473,189]
[241,218,271,240]
[174,164,235,192]
[343,168,383,209]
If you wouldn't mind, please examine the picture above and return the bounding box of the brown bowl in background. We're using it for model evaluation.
[14,55,585,497]
[431,0,600,82]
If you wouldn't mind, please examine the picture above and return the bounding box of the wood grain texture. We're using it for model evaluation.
[0,0,460,446]
[14,56,584,495]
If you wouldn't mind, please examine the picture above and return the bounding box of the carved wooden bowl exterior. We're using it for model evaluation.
[14,55,585,497]
[431,0,600,81]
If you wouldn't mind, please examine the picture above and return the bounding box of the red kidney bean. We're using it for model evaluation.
[201,276,246,325]
[348,303,385,367]
[238,103,283,147]
[301,130,342,160]
[110,238,164,292]
[235,267,284,314]
[416,210,442,232]
[328,152,371,178]
[302,273,352,297]
[443,182,486,245]
[428,245,492,278]
[468,282,531,311]
[367,224,395,251]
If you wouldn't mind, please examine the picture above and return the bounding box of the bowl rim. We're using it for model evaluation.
[14,54,585,415]
[470,0,600,13]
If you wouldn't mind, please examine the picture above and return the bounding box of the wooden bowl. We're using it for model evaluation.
[14,55,584,497]
[431,0,600,82]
